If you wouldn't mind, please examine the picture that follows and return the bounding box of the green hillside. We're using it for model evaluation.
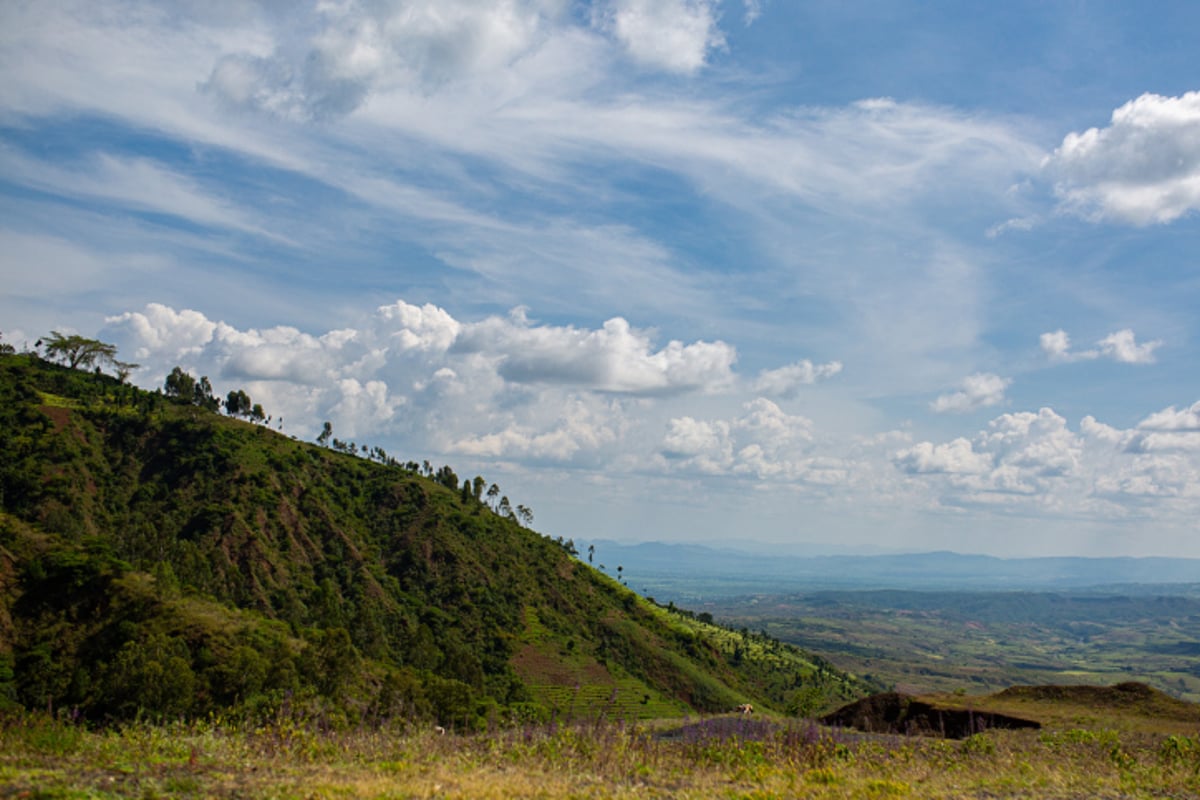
[0,352,870,727]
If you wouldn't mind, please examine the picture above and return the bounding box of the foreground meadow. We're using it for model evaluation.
[3,712,1199,799]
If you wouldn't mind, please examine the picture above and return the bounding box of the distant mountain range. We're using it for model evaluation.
[584,540,1200,600]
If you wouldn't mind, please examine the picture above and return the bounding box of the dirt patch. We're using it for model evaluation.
[512,642,612,686]
[821,692,1040,739]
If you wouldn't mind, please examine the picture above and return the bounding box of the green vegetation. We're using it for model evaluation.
[0,351,867,729]
[705,589,1200,701]
[3,699,1198,799]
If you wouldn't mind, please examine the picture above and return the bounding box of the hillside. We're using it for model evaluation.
[0,353,869,726]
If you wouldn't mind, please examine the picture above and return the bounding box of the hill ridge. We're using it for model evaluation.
[0,353,870,726]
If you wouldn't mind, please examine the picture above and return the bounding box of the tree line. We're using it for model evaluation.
[4,330,549,538]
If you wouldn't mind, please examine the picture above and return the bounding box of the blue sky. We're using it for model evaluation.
[3,1,1200,557]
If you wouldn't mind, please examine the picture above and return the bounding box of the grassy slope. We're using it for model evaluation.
[0,354,868,723]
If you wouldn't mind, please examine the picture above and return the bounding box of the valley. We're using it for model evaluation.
[698,588,1200,703]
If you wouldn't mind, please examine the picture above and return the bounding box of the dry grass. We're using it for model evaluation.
[2,711,1199,799]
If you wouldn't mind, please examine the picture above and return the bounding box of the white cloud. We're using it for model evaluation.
[753,359,842,397]
[1039,328,1161,364]
[931,373,1010,414]
[1125,400,1200,454]
[1097,329,1162,364]
[1039,329,1072,360]
[597,0,724,74]
[662,416,730,458]
[456,314,737,395]
[202,0,564,118]
[106,304,218,361]
[895,438,992,475]
[894,405,1200,517]
[658,398,817,479]
[1044,91,1200,225]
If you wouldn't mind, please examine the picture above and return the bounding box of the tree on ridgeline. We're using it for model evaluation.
[317,421,333,446]
[164,367,196,400]
[43,331,118,371]
[226,389,252,417]
[193,375,219,412]
[112,360,139,384]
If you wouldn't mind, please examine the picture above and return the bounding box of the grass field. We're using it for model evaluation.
[3,697,1199,799]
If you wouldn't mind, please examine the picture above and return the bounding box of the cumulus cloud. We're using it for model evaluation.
[894,404,1200,514]
[1044,91,1200,225]
[1097,329,1162,364]
[658,398,819,479]
[1039,328,1161,364]
[456,314,737,395]
[597,0,724,74]
[753,359,843,397]
[202,0,562,118]
[101,299,789,470]
[895,438,992,475]
[201,0,727,120]
[1039,329,1072,360]
[1124,400,1200,454]
[931,373,1010,414]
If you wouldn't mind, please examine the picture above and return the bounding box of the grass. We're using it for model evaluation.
[2,709,1198,799]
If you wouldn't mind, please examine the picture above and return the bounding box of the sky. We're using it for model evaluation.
[3,1,1200,558]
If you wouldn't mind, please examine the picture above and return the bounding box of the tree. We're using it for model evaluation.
[225,389,252,417]
[164,367,196,400]
[112,360,139,384]
[588,544,595,564]
[43,331,117,371]
[515,504,533,527]
[486,483,500,509]
[193,375,219,411]
[0,332,15,355]
[317,421,333,446]
[250,403,265,422]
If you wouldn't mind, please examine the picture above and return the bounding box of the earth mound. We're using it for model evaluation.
[821,692,1040,739]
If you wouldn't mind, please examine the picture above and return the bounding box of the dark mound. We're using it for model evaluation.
[821,692,1040,739]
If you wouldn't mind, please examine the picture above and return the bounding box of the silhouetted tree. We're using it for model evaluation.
[225,389,251,417]
[43,331,117,371]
